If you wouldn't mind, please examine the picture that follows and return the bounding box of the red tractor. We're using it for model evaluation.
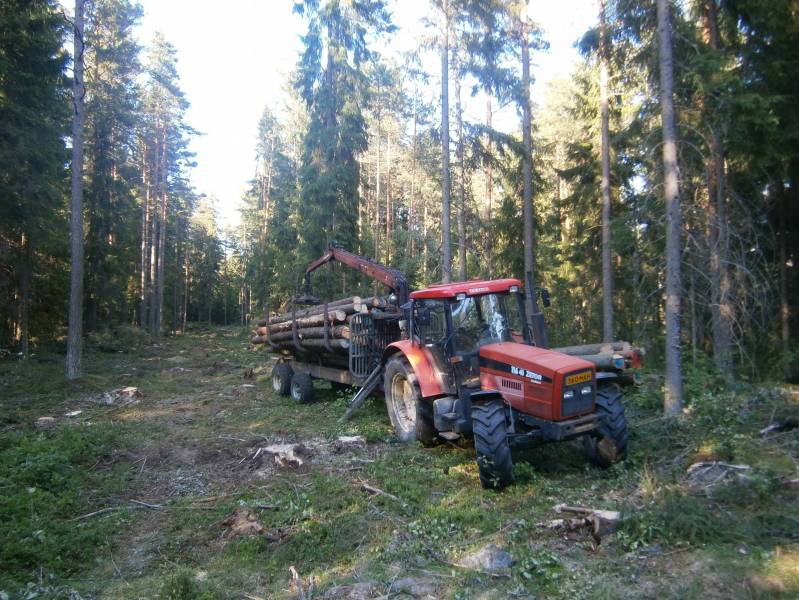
[264,244,637,490]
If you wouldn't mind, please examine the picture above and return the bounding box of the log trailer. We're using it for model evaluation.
[256,243,640,490]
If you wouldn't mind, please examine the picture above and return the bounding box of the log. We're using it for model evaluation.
[268,299,362,325]
[566,349,639,369]
[267,310,348,332]
[265,326,349,343]
[271,338,350,351]
[298,325,349,340]
[553,341,632,355]
[553,504,621,545]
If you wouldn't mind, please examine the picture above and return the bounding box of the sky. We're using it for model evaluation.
[134,0,596,228]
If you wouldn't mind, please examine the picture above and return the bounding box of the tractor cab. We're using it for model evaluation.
[409,279,530,390]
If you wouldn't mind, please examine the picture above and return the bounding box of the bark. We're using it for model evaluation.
[374,121,381,264]
[599,0,614,343]
[454,51,466,281]
[139,140,150,328]
[182,246,189,335]
[19,232,31,357]
[386,132,392,263]
[702,0,733,379]
[520,16,536,324]
[657,0,684,415]
[155,129,168,339]
[440,0,452,283]
[779,184,789,364]
[485,97,494,278]
[66,0,86,380]
[410,101,418,259]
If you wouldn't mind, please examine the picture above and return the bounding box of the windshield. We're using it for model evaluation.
[450,292,525,353]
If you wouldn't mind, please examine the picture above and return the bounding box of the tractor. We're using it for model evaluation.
[261,244,636,490]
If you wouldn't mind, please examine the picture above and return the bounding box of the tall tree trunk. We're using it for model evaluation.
[374,127,381,263]
[410,101,418,259]
[599,0,614,343]
[139,144,150,328]
[779,183,789,369]
[702,0,733,379]
[66,0,86,380]
[155,130,168,339]
[440,0,452,283]
[20,232,31,357]
[485,97,494,278]
[386,132,392,263]
[454,52,466,281]
[657,0,684,415]
[520,16,536,325]
[182,247,189,335]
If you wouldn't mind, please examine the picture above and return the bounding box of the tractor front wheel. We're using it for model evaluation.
[272,363,293,396]
[583,384,629,468]
[471,398,515,490]
[383,356,436,445]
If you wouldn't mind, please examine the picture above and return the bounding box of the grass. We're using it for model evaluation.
[0,326,797,598]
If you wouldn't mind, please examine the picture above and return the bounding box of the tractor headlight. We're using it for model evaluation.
[563,390,575,400]
[580,385,593,396]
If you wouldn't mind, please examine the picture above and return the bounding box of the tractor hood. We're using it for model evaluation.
[479,342,594,384]
[478,342,596,420]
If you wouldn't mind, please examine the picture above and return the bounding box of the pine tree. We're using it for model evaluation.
[0,0,69,352]
[293,0,394,295]
[657,0,684,415]
[66,0,86,380]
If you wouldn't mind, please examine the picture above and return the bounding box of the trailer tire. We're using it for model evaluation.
[290,373,315,404]
[583,384,629,468]
[272,363,293,396]
[471,398,515,490]
[384,355,436,445]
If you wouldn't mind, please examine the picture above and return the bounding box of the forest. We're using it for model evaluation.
[1,0,798,598]
[1,0,797,394]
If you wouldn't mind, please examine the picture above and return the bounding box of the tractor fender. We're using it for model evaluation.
[382,341,447,399]
[470,389,504,403]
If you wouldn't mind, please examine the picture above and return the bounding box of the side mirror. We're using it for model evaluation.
[540,288,551,308]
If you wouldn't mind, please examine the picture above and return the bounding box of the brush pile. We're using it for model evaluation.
[251,296,388,354]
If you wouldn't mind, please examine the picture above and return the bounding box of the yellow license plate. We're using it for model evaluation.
[565,371,592,386]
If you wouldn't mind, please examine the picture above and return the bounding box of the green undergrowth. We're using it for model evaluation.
[1,329,797,598]
[0,424,129,592]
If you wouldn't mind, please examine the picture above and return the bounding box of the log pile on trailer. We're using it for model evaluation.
[251,295,390,353]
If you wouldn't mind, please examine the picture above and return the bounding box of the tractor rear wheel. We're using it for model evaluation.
[471,398,515,490]
[383,356,437,445]
[290,373,315,404]
[583,384,629,468]
[272,363,293,396]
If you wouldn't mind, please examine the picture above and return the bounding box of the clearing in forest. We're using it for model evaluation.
[1,327,797,599]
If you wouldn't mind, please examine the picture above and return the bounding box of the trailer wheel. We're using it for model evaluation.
[383,356,436,445]
[272,363,293,396]
[290,373,315,404]
[471,397,515,490]
[583,384,629,468]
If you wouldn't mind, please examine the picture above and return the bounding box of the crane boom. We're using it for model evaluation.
[303,242,410,305]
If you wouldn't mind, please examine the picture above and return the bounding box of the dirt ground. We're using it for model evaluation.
[1,327,797,599]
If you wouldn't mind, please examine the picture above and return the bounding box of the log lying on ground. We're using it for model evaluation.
[544,504,621,546]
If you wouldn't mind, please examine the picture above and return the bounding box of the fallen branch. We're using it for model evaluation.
[551,504,621,546]
[361,483,407,508]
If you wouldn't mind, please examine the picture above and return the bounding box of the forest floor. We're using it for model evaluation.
[1,326,798,599]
